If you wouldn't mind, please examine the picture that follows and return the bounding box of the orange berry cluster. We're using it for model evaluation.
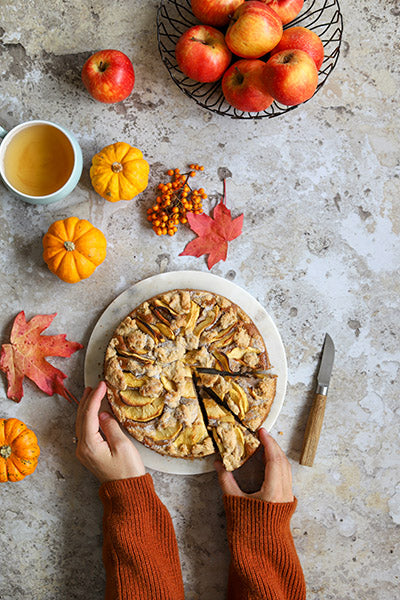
[147,164,207,236]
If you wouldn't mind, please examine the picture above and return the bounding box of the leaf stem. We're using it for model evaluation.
[64,388,80,405]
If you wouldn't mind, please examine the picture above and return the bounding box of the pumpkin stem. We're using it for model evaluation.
[0,445,12,459]
[64,241,76,252]
[111,161,123,173]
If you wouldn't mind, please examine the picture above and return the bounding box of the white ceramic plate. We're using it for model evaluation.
[84,271,287,475]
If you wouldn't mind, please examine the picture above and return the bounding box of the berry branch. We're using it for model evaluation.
[147,164,208,236]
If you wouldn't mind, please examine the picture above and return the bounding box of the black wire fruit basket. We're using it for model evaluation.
[157,0,343,119]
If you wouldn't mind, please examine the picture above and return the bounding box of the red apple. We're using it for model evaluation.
[81,50,135,103]
[175,25,232,83]
[222,59,274,112]
[270,27,324,69]
[225,1,283,59]
[191,0,245,27]
[260,0,304,25]
[262,49,318,106]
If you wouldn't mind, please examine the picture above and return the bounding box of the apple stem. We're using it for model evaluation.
[234,67,244,85]
[190,36,210,46]
[98,60,107,72]
[283,53,294,64]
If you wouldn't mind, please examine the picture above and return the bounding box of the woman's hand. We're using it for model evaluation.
[75,381,145,483]
[215,429,294,502]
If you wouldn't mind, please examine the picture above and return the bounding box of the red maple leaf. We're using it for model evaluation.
[0,312,83,404]
[179,182,243,269]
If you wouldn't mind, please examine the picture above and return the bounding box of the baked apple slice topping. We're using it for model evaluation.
[175,378,195,399]
[119,389,157,407]
[227,346,260,361]
[173,419,208,450]
[153,321,175,340]
[116,349,155,365]
[116,395,165,422]
[226,381,249,420]
[114,337,154,362]
[212,350,231,372]
[146,421,183,445]
[123,373,147,388]
[202,395,235,423]
[193,306,220,336]
[160,375,176,393]
[208,324,237,350]
[151,305,175,325]
[153,297,179,316]
[135,318,164,343]
[185,301,201,331]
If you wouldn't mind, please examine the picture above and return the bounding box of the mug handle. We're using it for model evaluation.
[0,125,9,139]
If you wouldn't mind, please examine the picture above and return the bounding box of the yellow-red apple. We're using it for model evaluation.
[191,0,245,27]
[225,1,283,59]
[270,26,324,69]
[175,25,232,82]
[262,49,318,106]
[260,0,304,25]
[81,50,135,103]
[222,59,273,112]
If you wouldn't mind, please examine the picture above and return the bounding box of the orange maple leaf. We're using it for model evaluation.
[179,182,244,269]
[0,312,83,404]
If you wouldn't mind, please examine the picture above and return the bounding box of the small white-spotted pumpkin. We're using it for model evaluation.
[90,142,150,202]
[0,418,40,482]
[42,216,107,284]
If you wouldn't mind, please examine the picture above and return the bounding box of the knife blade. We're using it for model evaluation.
[195,367,265,378]
[300,333,335,467]
[195,367,241,377]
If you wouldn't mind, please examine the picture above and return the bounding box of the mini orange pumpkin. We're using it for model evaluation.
[0,418,40,482]
[43,217,107,284]
[90,142,150,202]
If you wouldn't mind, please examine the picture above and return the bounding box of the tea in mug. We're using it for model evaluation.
[3,123,75,196]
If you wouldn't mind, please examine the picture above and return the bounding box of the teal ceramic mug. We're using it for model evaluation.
[0,120,83,205]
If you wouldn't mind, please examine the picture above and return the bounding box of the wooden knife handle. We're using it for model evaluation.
[300,393,327,467]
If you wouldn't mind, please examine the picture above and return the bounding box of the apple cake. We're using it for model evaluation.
[104,289,277,471]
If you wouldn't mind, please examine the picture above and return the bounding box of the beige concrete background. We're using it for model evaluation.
[0,1,399,598]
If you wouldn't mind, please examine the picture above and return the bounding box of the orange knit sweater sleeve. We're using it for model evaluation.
[99,473,184,600]
[223,495,306,600]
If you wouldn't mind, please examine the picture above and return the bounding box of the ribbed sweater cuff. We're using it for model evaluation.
[224,495,297,537]
[99,473,156,518]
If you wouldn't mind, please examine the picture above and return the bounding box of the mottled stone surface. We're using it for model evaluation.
[0,1,399,599]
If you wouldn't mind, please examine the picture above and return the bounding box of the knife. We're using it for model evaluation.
[300,333,335,467]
